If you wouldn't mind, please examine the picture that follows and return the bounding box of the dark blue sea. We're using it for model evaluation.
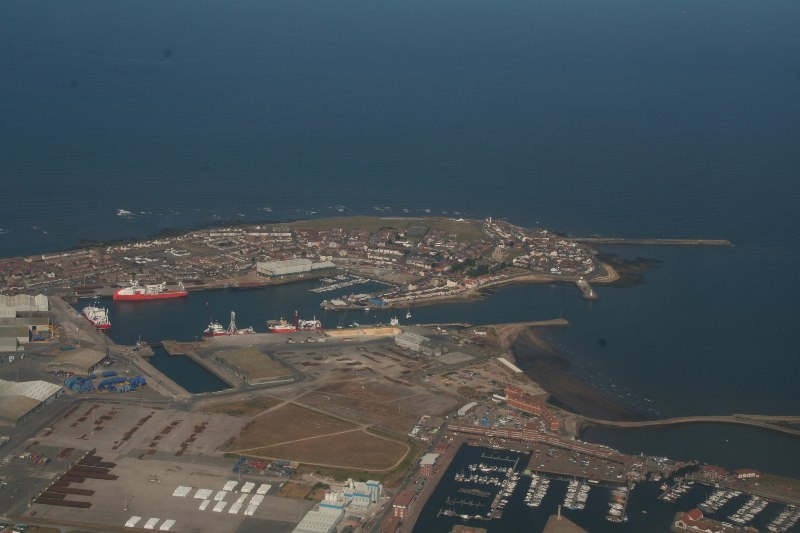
[4,0,800,529]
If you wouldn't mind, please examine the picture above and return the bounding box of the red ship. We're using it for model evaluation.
[113,281,187,301]
[82,305,111,330]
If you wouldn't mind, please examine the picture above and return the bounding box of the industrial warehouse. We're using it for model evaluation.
[0,294,51,353]
[0,378,63,425]
[256,258,335,278]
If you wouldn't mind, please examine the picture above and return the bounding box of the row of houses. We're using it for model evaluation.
[3,219,601,308]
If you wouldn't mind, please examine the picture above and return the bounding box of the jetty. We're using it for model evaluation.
[543,512,588,533]
[575,279,598,300]
[577,413,800,438]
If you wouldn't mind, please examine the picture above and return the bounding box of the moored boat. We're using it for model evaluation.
[267,319,296,333]
[82,305,111,330]
[268,311,323,333]
[203,321,227,337]
[114,280,188,301]
[204,311,255,337]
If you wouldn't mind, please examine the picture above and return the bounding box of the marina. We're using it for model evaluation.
[310,274,374,293]
[413,442,800,533]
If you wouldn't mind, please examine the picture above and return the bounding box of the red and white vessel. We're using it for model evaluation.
[113,280,188,301]
[267,312,323,333]
[298,318,323,331]
[203,321,227,337]
[267,319,296,333]
[204,311,255,337]
[82,305,111,330]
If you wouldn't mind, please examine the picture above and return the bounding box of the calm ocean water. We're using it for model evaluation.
[5,0,800,525]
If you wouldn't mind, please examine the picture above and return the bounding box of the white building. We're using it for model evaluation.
[343,479,381,509]
[257,259,313,277]
[394,331,442,357]
[257,259,335,277]
[457,401,478,417]
[292,491,345,533]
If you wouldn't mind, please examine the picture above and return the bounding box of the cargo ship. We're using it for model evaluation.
[267,312,323,333]
[203,311,255,337]
[113,280,187,301]
[82,305,111,330]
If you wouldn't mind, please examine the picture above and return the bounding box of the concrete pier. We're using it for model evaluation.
[161,340,240,388]
[572,237,731,246]
[575,279,598,300]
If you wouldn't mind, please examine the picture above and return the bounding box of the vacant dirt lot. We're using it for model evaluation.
[227,403,409,471]
[277,481,315,500]
[300,378,459,433]
[199,394,282,417]
[213,346,293,382]
[246,428,408,471]
[231,404,357,450]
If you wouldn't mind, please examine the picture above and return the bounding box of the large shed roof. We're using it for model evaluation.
[0,337,17,352]
[395,331,429,345]
[0,294,49,312]
[0,316,50,327]
[0,379,62,402]
[0,396,40,424]
[0,326,30,338]
[259,258,312,268]
[46,348,106,373]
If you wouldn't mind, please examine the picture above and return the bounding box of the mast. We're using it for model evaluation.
[228,311,237,334]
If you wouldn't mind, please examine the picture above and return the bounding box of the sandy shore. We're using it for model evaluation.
[509,328,642,422]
